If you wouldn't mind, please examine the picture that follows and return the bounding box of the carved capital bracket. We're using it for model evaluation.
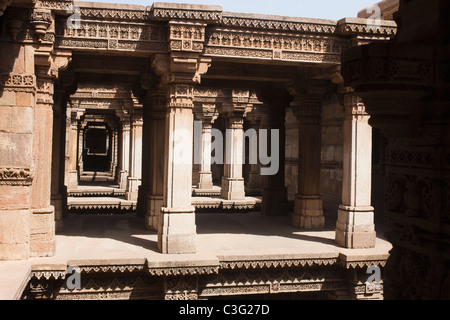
[343,94,369,121]
[0,0,12,17]
[290,80,330,124]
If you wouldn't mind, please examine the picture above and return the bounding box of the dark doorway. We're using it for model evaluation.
[82,124,112,172]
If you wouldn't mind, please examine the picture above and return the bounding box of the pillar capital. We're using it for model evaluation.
[343,94,369,120]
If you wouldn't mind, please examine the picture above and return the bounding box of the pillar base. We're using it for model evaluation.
[119,170,129,190]
[158,208,197,254]
[292,194,324,229]
[30,206,56,258]
[126,177,141,201]
[262,187,288,216]
[198,171,213,190]
[0,209,30,260]
[146,195,163,231]
[221,177,245,200]
[335,205,376,249]
[67,170,78,189]
[51,194,64,232]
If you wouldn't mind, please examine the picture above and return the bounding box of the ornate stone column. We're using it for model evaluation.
[65,108,82,189]
[145,91,166,231]
[126,110,143,201]
[335,94,376,248]
[51,90,65,232]
[219,94,247,201]
[291,82,328,229]
[117,112,131,190]
[151,6,213,253]
[261,87,289,216]
[195,104,218,191]
[245,105,263,196]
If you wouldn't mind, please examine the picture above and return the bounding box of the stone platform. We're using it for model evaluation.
[1,212,392,300]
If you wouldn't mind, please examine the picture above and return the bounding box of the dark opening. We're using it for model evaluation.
[82,124,112,172]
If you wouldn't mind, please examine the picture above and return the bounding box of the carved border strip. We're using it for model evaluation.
[0,167,33,186]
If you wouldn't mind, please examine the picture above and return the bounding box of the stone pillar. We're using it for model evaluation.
[51,92,65,232]
[195,104,217,190]
[245,105,263,196]
[126,110,143,201]
[65,108,81,189]
[261,88,289,216]
[158,82,197,253]
[77,123,84,176]
[335,94,376,248]
[118,114,131,190]
[0,45,35,260]
[151,13,212,253]
[220,103,246,201]
[292,84,327,229]
[30,66,57,257]
[145,93,166,231]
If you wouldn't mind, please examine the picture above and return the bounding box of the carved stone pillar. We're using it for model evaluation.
[126,111,143,201]
[65,108,82,189]
[51,92,65,232]
[0,48,36,260]
[77,122,84,176]
[145,93,166,231]
[194,104,218,190]
[219,102,246,201]
[152,12,212,253]
[158,82,198,253]
[335,94,376,248]
[245,105,263,195]
[292,84,327,229]
[261,88,289,216]
[118,114,131,190]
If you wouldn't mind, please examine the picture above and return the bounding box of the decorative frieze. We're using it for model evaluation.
[55,19,168,52]
[0,73,36,92]
[220,14,337,33]
[0,167,33,186]
[205,27,349,63]
[150,3,222,23]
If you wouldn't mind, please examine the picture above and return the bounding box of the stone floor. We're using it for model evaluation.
[0,209,392,299]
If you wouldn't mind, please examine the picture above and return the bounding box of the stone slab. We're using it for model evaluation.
[0,261,31,300]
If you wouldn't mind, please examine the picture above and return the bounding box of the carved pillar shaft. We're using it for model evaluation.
[245,108,262,195]
[77,123,84,176]
[158,83,197,254]
[51,93,65,232]
[145,95,166,231]
[66,111,79,189]
[126,111,143,201]
[30,67,56,257]
[292,99,324,229]
[335,94,376,248]
[221,112,246,200]
[119,117,131,190]
[194,104,217,191]
[261,89,289,216]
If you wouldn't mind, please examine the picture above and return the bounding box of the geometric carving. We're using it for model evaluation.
[0,73,36,92]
